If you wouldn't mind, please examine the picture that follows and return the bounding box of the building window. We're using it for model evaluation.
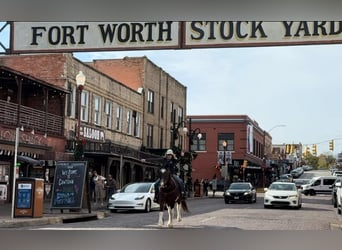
[218,133,234,151]
[81,90,89,122]
[132,111,140,137]
[67,83,76,118]
[191,133,206,151]
[160,128,164,148]
[94,95,101,125]
[115,105,122,131]
[161,96,165,119]
[126,110,132,134]
[105,100,112,129]
[178,107,184,123]
[147,124,153,148]
[147,90,154,113]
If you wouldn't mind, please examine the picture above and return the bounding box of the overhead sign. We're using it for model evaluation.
[10,21,342,53]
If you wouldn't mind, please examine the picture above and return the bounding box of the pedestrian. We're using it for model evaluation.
[89,170,96,202]
[212,174,217,197]
[105,174,117,200]
[93,170,106,206]
[203,178,209,196]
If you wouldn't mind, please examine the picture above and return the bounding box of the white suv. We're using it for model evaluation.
[336,182,342,215]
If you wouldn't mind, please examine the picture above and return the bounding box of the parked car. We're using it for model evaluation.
[332,171,342,177]
[293,179,310,189]
[279,174,293,182]
[301,176,336,196]
[264,181,302,209]
[302,165,313,171]
[224,182,257,204]
[330,177,342,208]
[290,167,304,178]
[107,182,160,213]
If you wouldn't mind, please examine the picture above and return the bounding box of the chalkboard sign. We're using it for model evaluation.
[50,161,87,209]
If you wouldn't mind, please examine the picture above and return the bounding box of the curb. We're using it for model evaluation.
[0,211,109,228]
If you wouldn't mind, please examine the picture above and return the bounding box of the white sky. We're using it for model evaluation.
[74,44,342,156]
[1,22,341,155]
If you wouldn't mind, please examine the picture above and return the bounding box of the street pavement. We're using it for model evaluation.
[0,191,224,229]
[1,190,342,230]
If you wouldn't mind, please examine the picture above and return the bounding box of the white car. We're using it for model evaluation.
[264,182,302,209]
[336,182,342,215]
[107,182,160,213]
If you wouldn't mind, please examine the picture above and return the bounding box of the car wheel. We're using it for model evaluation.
[264,205,270,209]
[338,208,341,215]
[333,196,337,208]
[224,199,230,204]
[110,209,117,213]
[145,199,152,212]
[253,194,257,203]
[309,189,316,196]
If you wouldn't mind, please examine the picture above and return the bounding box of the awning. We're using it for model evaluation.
[17,155,42,166]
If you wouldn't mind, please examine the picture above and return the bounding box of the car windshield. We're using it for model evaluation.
[269,183,296,191]
[229,183,250,190]
[121,183,151,193]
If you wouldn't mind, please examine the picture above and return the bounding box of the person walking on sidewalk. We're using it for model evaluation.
[105,174,117,200]
[211,174,217,197]
[93,171,106,206]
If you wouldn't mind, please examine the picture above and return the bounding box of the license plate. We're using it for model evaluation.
[234,196,239,199]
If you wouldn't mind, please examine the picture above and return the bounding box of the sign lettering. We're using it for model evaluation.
[10,21,342,53]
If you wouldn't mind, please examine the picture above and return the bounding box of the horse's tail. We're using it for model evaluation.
[181,200,189,212]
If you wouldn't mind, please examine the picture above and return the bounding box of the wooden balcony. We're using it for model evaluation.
[0,99,64,136]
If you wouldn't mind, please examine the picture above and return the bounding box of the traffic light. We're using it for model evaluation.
[285,144,291,154]
[312,144,317,156]
[290,144,295,154]
[329,140,334,151]
[304,146,310,157]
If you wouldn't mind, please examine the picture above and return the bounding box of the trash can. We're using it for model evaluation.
[14,178,44,218]
[0,184,7,204]
[194,183,203,197]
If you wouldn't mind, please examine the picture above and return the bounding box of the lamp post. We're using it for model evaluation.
[75,71,85,161]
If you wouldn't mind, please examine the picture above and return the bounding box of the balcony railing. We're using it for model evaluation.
[66,140,161,161]
[0,99,64,136]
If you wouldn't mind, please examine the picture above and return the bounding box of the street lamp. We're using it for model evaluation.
[75,71,86,160]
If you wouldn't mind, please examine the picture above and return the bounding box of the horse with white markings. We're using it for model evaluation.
[158,167,189,228]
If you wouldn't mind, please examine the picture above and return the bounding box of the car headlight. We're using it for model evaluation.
[288,194,298,198]
[225,191,231,196]
[135,195,145,200]
[244,191,251,195]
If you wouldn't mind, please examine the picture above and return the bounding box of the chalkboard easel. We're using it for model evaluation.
[50,161,91,213]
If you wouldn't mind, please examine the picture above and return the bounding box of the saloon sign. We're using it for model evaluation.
[10,21,342,53]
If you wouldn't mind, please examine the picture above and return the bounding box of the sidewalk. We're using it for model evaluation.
[0,200,109,228]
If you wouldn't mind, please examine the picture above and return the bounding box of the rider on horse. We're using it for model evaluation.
[143,149,185,203]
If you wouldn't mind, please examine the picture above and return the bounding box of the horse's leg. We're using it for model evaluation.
[158,210,164,226]
[167,206,173,228]
[176,202,182,222]
[158,203,164,226]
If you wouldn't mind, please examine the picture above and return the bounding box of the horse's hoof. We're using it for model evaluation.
[177,218,182,222]
[167,224,173,228]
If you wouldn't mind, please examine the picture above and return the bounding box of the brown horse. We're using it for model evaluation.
[158,167,189,228]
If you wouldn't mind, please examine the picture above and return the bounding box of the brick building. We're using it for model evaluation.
[0,53,187,201]
[187,115,272,188]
